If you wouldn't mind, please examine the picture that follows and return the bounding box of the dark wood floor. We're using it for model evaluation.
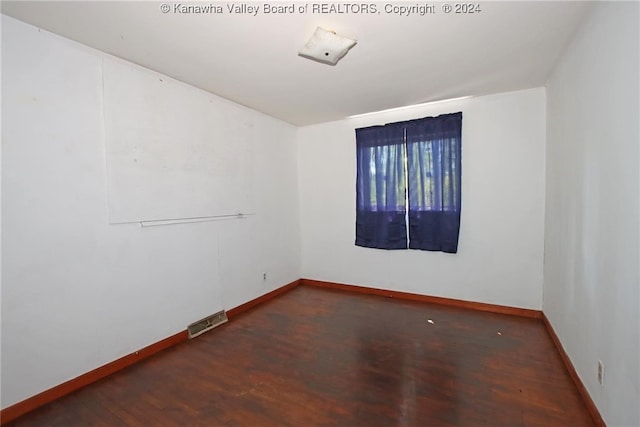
[6,285,594,426]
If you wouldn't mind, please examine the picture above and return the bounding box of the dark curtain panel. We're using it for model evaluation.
[355,124,407,249]
[406,112,462,253]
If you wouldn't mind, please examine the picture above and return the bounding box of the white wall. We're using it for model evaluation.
[298,88,546,310]
[5,3,636,420]
[1,15,300,409]
[544,2,639,426]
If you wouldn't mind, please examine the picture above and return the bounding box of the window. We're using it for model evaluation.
[355,112,462,253]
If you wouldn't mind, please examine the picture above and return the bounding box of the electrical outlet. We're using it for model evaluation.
[262,272,267,281]
[597,360,605,386]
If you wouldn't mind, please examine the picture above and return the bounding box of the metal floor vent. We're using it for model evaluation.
[188,310,228,339]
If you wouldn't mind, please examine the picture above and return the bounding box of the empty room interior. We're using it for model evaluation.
[1,1,638,426]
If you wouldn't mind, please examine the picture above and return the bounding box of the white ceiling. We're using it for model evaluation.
[1,1,592,126]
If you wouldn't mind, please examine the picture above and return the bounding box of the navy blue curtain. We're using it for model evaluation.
[355,124,407,249]
[355,112,462,253]
[406,112,462,253]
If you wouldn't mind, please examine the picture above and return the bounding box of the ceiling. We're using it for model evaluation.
[1,1,592,126]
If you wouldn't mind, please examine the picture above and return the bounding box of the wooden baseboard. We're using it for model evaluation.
[0,330,188,425]
[226,279,301,319]
[301,278,542,319]
[5,279,604,426]
[542,314,606,427]
[302,279,604,425]
[0,279,302,425]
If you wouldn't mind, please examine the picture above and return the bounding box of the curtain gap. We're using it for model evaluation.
[403,127,410,247]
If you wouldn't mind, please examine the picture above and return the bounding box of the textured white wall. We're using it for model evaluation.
[1,15,300,408]
[544,2,639,426]
[298,88,546,310]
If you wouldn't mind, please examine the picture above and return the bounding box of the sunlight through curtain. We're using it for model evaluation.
[406,112,462,253]
[355,124,407,249]
[355,112,462,253]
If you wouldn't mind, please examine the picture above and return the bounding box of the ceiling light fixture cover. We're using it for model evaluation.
[298,27,357,65]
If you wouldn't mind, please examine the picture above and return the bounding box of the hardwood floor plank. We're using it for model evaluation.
[5,286,594,426]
